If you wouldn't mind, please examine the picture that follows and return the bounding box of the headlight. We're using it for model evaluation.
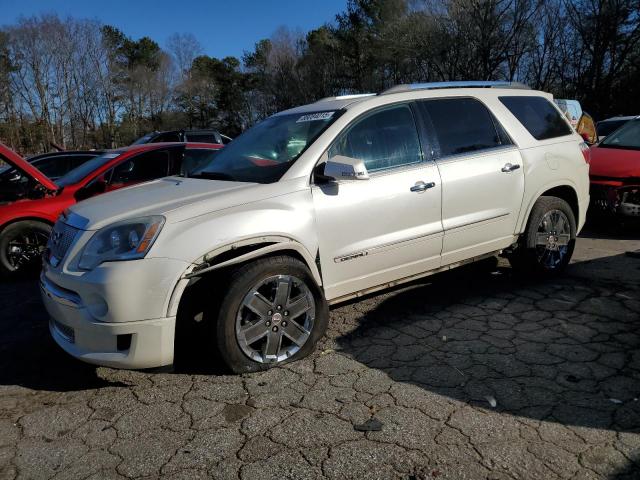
[78,216,165,270]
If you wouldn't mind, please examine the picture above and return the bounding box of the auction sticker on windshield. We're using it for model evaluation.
[296,112,335,123]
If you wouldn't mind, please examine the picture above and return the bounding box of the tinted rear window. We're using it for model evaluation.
[419,97,511,158]
[186,132,219,143]
[499,96,572,140]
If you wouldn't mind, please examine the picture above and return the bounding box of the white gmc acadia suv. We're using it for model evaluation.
[41,81,591,373]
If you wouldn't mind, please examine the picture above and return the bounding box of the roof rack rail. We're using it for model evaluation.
[381,81,530,95]
[315,93,377,102]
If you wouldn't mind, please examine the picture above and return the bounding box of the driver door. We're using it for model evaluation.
[312,103,443,301]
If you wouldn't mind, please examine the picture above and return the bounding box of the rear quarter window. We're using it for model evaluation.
[500,96,572,140]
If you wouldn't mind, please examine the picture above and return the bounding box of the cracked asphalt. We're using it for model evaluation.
[1,226,639,479]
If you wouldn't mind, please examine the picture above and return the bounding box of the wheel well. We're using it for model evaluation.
[540,186,579,222]
[202,244,309,272]
[172,247,315,368]
[175,244,318,318]
[0,217,53,234]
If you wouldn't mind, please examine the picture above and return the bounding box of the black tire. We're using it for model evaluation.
[215,255,329,374]
[509,196,577,276]
[0,220,51,277]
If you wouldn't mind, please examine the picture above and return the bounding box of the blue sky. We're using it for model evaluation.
[0,0,347,59]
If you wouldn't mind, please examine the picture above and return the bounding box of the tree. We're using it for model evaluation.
[167,33,202,80]
[565,0,640,117]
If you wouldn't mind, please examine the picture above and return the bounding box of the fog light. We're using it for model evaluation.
[117,334,132,351]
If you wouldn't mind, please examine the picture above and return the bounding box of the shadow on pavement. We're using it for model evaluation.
[580,217,640,241]
[0,275,229,392]
[0,279,125,391]
[335,253,640,436]
[609,456,640,480]
[1,229,638,429]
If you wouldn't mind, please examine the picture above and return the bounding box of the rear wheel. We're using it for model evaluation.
[509,196,576,275]
[214,256,328,373]
[0,221,51,276]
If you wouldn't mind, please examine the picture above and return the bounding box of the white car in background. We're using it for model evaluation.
[555,99,583,128]
[41,81,590,373]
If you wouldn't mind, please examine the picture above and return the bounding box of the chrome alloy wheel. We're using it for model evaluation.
[235,275,315,364]
[535,209,571,269]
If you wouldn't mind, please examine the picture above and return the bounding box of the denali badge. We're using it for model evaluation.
[335,251,368,263]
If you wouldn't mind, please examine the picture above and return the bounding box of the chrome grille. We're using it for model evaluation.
[48,221,79,261]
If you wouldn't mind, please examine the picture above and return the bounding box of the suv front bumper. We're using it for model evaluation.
[41,257,188,369]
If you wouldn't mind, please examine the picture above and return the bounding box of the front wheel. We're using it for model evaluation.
[215,255,329,373]
[509,196,577,275]
[0,221,51,276]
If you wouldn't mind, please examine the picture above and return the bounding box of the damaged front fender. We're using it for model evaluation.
[165,236,322,318]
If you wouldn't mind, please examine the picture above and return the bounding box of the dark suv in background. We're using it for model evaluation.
[132,129,232,146]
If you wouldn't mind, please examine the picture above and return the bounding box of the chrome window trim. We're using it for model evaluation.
[433,145,519,165]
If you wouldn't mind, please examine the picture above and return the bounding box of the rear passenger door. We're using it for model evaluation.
[417,97,525,265]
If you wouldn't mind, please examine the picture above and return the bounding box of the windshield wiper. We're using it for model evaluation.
[190,171,236,181]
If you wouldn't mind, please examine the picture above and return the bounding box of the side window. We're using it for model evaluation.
[500,96,572,140]
[182,149,219,176]
[419,98,509,158]
[153,132,182,143]
[33,156,69,179]
[185,132,219,144]
[109,150,170,184]
[69,155,96,169]
[328,104,422,172]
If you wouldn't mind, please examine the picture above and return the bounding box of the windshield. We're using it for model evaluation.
[56,152,122,187]
[191,111,342,183]
[597,120,629,138]
[600,119,640,150]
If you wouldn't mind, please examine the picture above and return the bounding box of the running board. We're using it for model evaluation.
[327,250,501,306]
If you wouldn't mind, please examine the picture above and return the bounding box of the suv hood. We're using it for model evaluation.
[0,142,58,191]
[68,176,296,230]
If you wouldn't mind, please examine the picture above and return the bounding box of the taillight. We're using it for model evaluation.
[579,142,591,165]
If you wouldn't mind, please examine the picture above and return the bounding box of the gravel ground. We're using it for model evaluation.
[0,226,639,480]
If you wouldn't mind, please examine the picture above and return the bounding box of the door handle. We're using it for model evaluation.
[410,181,436,192]
[501,163,521,173]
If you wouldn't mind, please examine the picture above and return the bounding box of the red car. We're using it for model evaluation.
[0,142,222,275]
[589,117,640,219]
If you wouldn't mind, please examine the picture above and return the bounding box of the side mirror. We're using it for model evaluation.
[323,155,370,181]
